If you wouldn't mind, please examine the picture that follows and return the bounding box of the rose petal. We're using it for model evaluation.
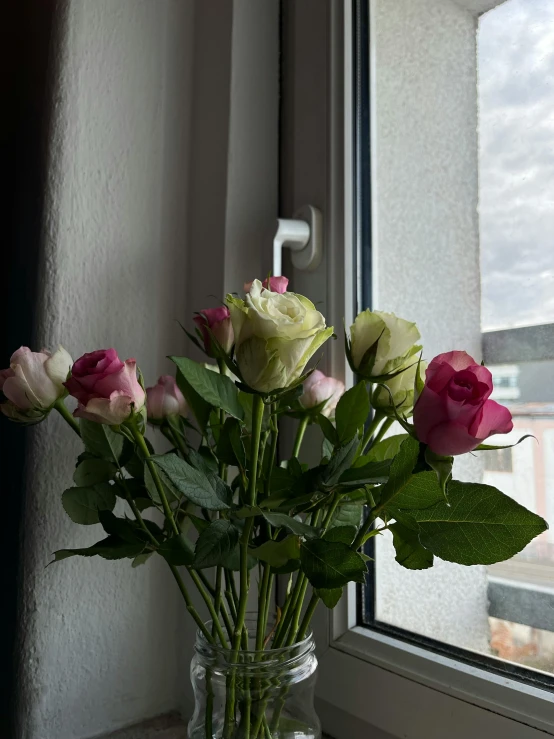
[413,385,449,444]
[74,392,134,425]
[471,399,513,441]
[426,421,479,456]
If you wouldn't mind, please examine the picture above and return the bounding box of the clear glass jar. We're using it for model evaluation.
[189,622,321,739]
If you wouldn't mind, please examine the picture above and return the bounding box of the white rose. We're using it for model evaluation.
[349,310,420,378]
[226,280,333,393]
[0,345,73,412]
[372,359,427,417]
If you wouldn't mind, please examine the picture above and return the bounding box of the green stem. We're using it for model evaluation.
[255,563,272,651]
[296,592,319,641]
[291,415,309,459]
[212,565,223,639]
[234,394,264,650]
[361,410,385,453]
[169,566,214,644]
[129,422,180,537]
[372,417,393,446]
[224,394,264,739]
[188,568,230,649]
[129,421,229,647]
[54,399,81,436]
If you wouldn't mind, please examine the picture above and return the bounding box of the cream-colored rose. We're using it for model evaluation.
[372,358,427,417]
[349,310,420,378]
[0,345,72,411]
[226,280,333,393]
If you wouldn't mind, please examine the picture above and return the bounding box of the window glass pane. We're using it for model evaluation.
[365,0,554,682]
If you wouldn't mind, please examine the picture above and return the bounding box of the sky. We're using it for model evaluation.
[479,0,554,331]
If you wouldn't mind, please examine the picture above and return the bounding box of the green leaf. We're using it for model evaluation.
[188,513,211,533]
[124,451,146,480]
[300,540,367,589]
[250,536,301,568]
[193,520,240,569]
[424,447,453,502]
[53,535,144,562]
[188,448,233,506]
[383,471,444,511]
[175,370,211,432]
[269,467,296,494]
[144,462,181,504]
[389,522,434,570]
[323,525,356,545]
[216,417,245,467]
[329,503,362,530]
[411,481,549,565]
[322,436,334,460]
[170,356,244,420]
[320,437,359,487]
[152,453,230,510]
[80,419,124,462]
[226,545,258,571]
[335,382,369,444]
[365,434,409,462]
[473,434,534,451]
[262,512,320,539]
[157,533,195,566]
[98,510,144,544]
[62,484,117,525]
[378,436,420,509]
[317,414,338,447]
[73,458,117,487]
[338,459,390,486]
[315,587,343,609]
[132,552,154,567]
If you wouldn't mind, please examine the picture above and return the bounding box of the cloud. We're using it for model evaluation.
[479,0,554,330]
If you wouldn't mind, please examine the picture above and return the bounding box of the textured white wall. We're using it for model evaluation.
[18,1,195,737]
[372,0,490,652]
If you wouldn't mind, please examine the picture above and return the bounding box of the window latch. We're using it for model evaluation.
[273,205,322,276]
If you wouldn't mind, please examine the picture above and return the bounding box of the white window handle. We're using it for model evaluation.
[273,205,322,276]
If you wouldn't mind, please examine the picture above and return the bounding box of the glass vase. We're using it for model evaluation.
[189,623,321,739]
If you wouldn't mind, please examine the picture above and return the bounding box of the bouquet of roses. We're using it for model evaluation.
[1,276,547,738]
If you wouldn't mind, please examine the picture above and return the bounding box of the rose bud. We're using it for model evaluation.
[226,279,333,393]
[64,348,145,425]
[193,307,234,357]
[0,346,73,422]
[349,309,420,379]
[413,351,513,456]
[372,359,427,417]
[146,375,188,421]
[299,370,345,418]
[244,276,289,294]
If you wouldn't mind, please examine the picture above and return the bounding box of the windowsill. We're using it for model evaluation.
[100,713,186,739]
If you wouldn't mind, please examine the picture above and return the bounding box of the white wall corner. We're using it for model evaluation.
[451,0,509,18]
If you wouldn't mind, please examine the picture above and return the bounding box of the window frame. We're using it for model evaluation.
[280,1,554,736]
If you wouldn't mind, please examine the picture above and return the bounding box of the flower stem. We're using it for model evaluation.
[224,394,264,739]
[361,410,385,453]
[291,415,309,459]
[129,422,180,538]
[129,421,229,646]
[372,417,393,446]
[54,399,81,436]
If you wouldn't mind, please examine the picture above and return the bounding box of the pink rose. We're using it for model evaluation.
[244,276,289,294]
[64,349,145,425]
[0,346,73,412]
[146,375,187,420]
[193,307,234,357]
[299,369,345,418]
[413,351,513,456]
